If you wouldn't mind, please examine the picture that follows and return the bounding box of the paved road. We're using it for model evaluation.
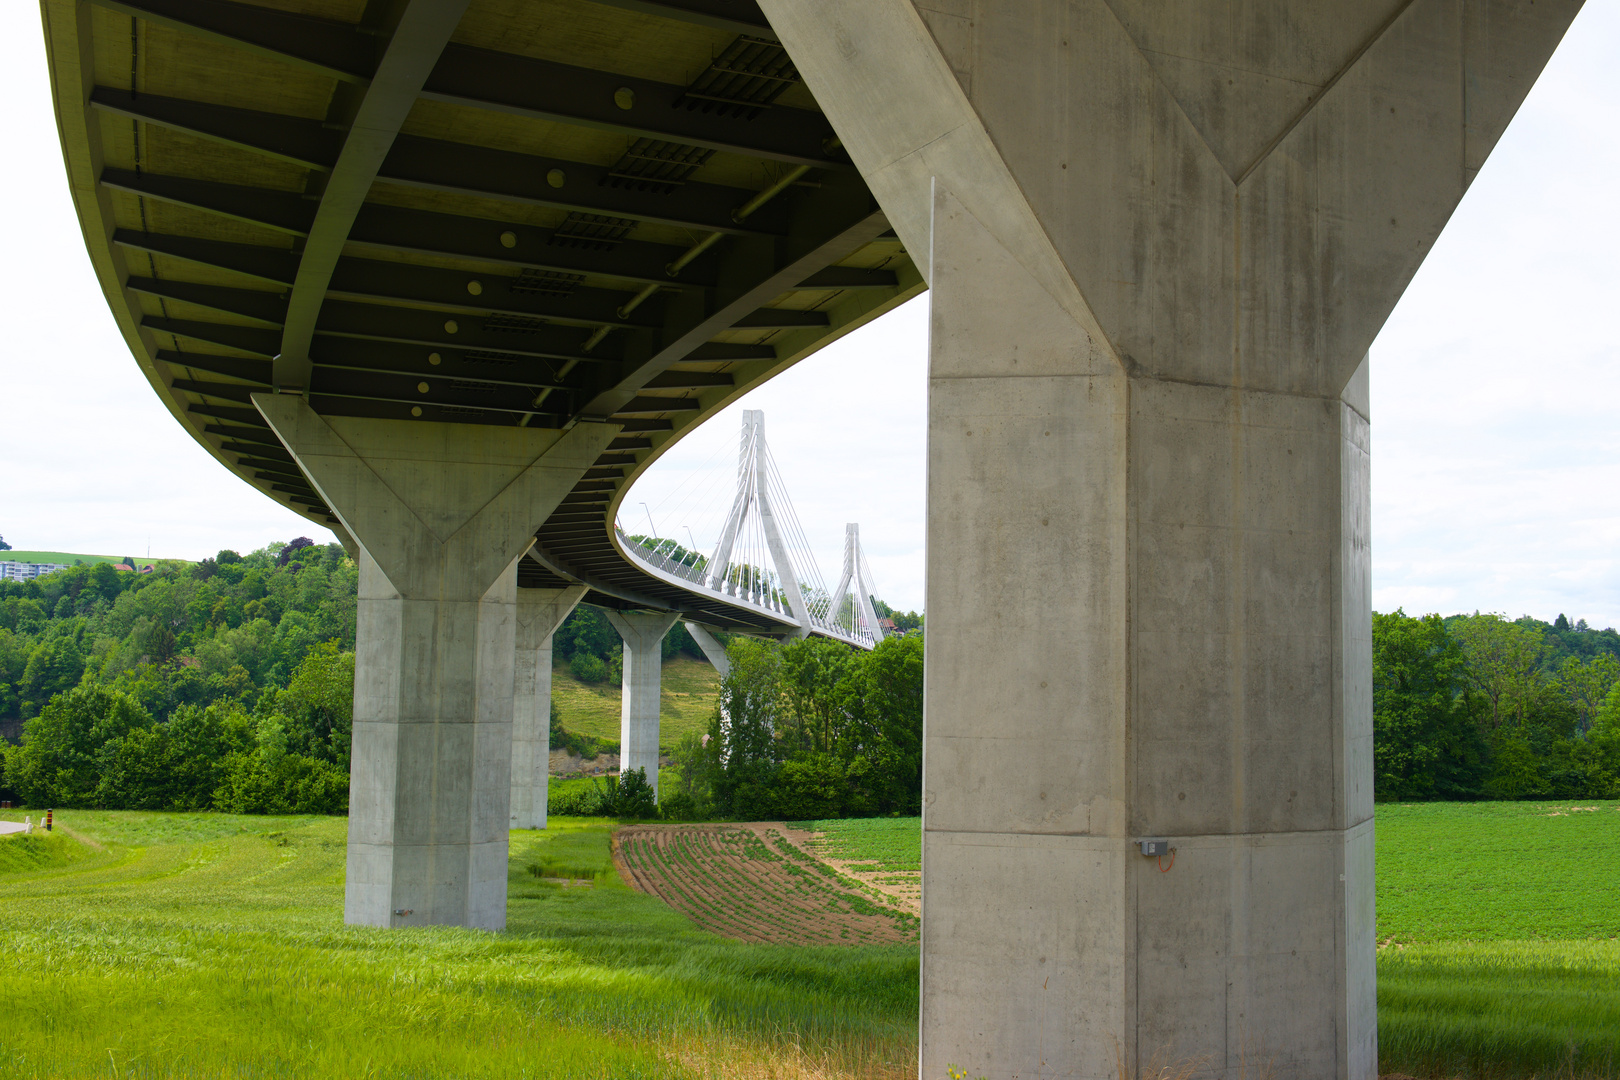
[0,820,31,835]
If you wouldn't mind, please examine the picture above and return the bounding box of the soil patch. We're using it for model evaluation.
[614,823,919,946]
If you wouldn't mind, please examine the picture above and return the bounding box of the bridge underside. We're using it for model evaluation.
[43,0,921,634]
[48,0,1581,1076]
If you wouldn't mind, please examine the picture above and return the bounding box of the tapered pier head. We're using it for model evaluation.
[255,396,614,929]
[761,2,1580,1077]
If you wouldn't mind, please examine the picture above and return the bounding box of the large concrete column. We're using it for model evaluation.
[254,395,616,930]
[512,584,587,831]
[603,610,680,796]
[761,3,1578,1077]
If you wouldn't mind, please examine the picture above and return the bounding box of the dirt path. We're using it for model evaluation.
[614,823,919,946]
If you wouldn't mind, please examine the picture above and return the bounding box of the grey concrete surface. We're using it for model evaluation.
[512,585,587,831]
[761,2,1577,1077]
[603,610,681,796]
[684,622,731,678]
[255,395,616,929]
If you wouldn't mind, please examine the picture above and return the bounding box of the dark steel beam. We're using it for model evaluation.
[577,171,887,418]
[96,0,824,165]
[115,230,298,286]
[102,169,314,235]
[174,377,255,403]
[127,277,286,325]
[278,0,472,392]
[732,307,830,329]
[156,349,272,383]
[794,265,900,290]
[145,317,280,357]
[123,229,676,330]
[90,88,340,170]
[578,0,774,39]
[644,370,733,389]
[611,396,701,417]
[422,45,841,169]
[314,299,620,365]
[93,0,374,81]
[378,134,787,236]
[91,89,790,236]
[106,171,727,289]
[106,172,854,295]
[325,259,660,330]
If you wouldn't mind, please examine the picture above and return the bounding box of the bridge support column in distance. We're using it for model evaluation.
[604,610,680,797]
[254,395,616,930]
[512,584,587,831]
[762,2,1579,1076]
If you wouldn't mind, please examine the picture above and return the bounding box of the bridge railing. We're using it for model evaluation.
[614,527,876,649]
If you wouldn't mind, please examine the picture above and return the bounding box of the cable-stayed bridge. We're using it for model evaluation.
[612,409,886,651]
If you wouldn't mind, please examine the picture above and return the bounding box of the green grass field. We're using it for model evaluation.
[553,654,720,747]
[0,811,915,1080]
[4,803,1615,1078]
[804,804,1620,1078]
[0,550,193,566]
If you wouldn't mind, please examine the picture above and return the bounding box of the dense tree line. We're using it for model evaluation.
[659,633,925,821]
[1374,611,1620,800]
[0,542,355,812]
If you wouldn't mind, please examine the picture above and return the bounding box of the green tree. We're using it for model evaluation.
[1453,614,1549,730]
[1370,611,1486,799]
[3,686,152,807]
[1559,653,1618,735]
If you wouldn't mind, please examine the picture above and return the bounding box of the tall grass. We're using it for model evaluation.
[1380,940,1620,1079]
[0,813,915,1079]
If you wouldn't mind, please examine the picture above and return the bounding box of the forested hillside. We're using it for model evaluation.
[1375,611,1620,799]
[0,540,354,812]
[5,534,1619,812]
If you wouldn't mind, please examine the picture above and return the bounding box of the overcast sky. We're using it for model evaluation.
[4,6,1615,621]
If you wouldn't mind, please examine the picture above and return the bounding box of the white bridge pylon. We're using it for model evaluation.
[616,409,884,650]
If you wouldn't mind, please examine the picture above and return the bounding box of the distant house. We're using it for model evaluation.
[112,563,135,572]
[0,561,69,582]
[878,617,897,635]
[138,564,156,574]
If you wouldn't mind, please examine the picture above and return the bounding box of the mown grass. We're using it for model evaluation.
[552,655,719,746]
[0,812,917,1079]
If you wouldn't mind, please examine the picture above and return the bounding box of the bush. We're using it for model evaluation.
[570,652,608,684]
[611,768,658,819]
[547,782,607,816]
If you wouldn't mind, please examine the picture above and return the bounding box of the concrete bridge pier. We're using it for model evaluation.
[604,611,681,797]
[512,585,588,831]
[762,1,1579,1076]
[254,395,615,930]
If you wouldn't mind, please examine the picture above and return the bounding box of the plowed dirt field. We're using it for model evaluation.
[613,823,920,946]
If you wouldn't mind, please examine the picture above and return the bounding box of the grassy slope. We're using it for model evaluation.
[0,811,915,1080]
[0,550,194,566]
[806,805,1620,1078]
[553,653,720,747]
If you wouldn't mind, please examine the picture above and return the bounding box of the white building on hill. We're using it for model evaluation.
[0,561,69,582]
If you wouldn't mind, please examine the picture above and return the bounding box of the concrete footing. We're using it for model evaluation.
[603,610,680,796]
[512,585,587,831]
